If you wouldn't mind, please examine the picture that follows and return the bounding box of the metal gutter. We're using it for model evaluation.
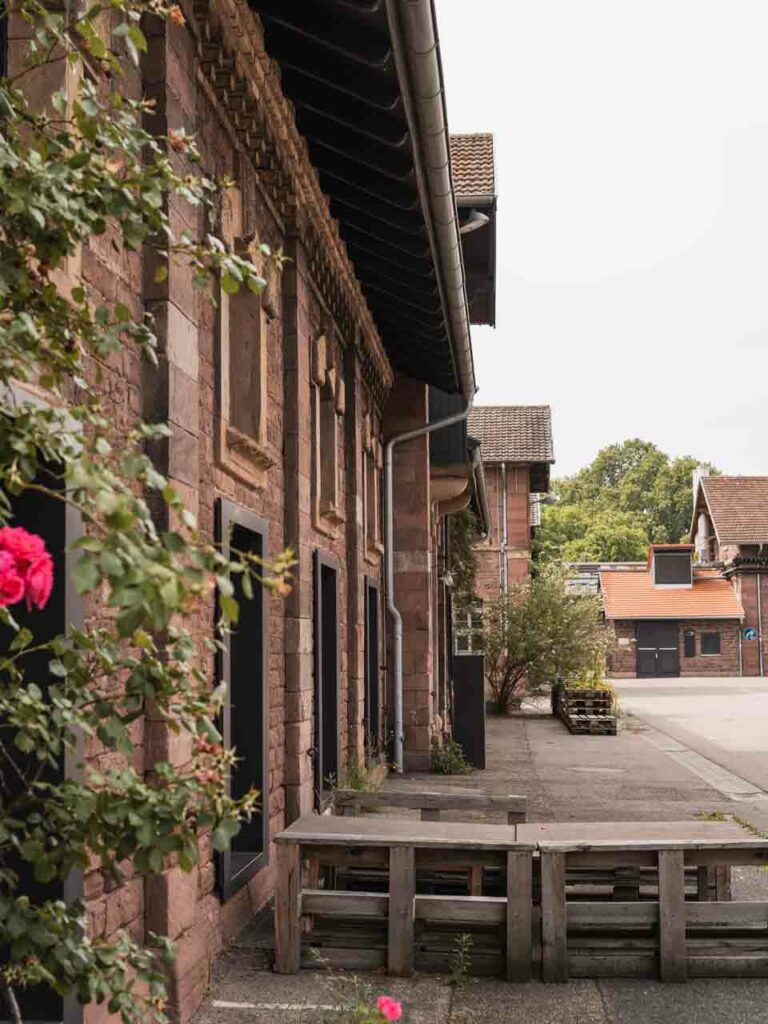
[469,442,490,539]
[384,0,476,400]
[385,397,473,773]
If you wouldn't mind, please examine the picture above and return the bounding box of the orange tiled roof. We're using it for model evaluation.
[701,476,768,544]
[600,569,743,621]
[449,134,495,197]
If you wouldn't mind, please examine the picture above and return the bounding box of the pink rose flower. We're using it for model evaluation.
[25,552,54,611]
[377,996,402,1022]
[0,526,46,572]
[0,550,26,608]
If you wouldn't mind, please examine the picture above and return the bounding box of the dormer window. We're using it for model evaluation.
[652,547,693,587]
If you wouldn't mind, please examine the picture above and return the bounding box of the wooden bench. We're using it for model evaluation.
[274,814,536,981]
[517,821,768,982]
[332,787,527,824]
[330,788,527,895]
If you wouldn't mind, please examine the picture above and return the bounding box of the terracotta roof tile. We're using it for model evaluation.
[600,569,744,621]
[468,406,554,464]
[450,133,495,197]
[701,476,768,544]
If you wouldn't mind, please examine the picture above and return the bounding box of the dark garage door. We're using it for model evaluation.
[636,621,680,678]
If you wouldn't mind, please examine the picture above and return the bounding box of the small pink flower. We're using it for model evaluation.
[0,526,45,572]
[0,550,25,608]
[25,552,54,611]
[377,996,402,1022]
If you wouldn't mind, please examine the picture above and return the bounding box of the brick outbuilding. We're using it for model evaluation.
[603,546,744,678]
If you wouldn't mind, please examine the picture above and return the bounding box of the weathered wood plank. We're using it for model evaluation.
[687,955,768,978]
[388,846,415,976]
[415,894,506,924]
[507,849,533,982]
[715,864,733,901]
[274,841,301,974]
[333,789,527,816]
[421,807,441,822]
[302,890,388,919]
[658,849,687,983]
[568,902,658,928]
[278,813,525,849]
[541,850,568,982]
[569,954,656,978]
[687,901,768,927]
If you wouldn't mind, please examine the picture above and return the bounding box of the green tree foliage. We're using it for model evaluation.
[0,7,292,1022]
[482,566,613,713]
[534,440,718,563]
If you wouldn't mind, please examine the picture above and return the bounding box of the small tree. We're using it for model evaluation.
[482,567,613,713]
[0,5,292,1022]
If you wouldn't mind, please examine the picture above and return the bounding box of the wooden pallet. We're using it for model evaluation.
[563,713,617,736]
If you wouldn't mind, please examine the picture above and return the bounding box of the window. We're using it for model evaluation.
[217,240,274,481]
[216,501,269,898]
[216,189,276,483]
[312,335,344,530]
[454,602,483,655]
[653,551,692,586]
[683,629,696,658]
[701,632,721,656]
[363,414,382,556]
[364,578,380,752]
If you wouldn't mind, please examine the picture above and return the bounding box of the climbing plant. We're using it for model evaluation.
[0,3,291,1021]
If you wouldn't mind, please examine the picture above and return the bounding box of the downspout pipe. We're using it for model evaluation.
[385,0,476,401]
[470,444,490,540]
[500,461,508,595]
[385,397,473,773]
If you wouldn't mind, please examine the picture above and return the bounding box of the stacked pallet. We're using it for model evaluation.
[556,687,617,736]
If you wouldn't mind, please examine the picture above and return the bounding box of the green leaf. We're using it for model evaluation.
[211,818,240,852]
[220,272,240,295]
[72,556,101,595]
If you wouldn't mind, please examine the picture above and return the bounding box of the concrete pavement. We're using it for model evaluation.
[614,676,768,806]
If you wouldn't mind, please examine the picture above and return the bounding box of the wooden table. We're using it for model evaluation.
[274,814,535,981]
[517,821,768,983]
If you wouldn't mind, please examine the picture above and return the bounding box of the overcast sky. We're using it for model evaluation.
[437,0,768,478]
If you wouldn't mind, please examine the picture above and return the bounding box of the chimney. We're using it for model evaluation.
[692,464,710,506]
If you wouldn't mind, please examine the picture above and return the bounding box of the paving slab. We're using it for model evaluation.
[598,977,768,1024]
[450,979,608,1024]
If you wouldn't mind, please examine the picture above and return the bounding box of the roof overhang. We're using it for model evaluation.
[457,193,496,326]
[252,0,475,398]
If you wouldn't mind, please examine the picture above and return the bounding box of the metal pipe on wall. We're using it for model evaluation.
[384,398,473,773]
[500,461,508,595]
[758,574,765,678]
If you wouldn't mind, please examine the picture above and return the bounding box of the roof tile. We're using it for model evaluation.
[701,476,768,544]
[450,133,495,197]
[600,569,744,621]
[468,406,554,464]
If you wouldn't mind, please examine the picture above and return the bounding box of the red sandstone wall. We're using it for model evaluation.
[475,463,533,604]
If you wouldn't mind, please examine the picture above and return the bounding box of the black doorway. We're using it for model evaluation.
[636,621,680,677]
[364,578,380,752]
[313,552,339,802]
[216,500,269,899]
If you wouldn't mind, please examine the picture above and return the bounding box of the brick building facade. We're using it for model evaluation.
[466,406,554,606]
[692,472,768,677]
[4,2,496,1021]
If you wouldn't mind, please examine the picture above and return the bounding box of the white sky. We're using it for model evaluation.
[437,0,768,478]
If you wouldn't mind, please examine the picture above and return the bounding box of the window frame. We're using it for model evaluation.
[453,601,484,656]
[216,499,270,900]
[700,631,721,657]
